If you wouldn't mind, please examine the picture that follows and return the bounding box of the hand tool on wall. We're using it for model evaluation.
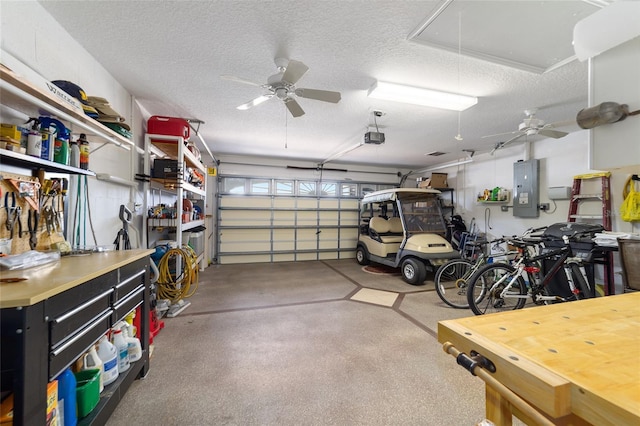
[27,210,39,250]
[4,192,22,239]
[43,206,56,236]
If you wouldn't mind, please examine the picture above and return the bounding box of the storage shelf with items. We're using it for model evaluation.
[0,64,134,164]
[435,187,454,219]
[477,187,510,204]
[144,127,207,271]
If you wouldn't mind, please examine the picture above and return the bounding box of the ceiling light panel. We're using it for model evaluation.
[409,0,603,73]
[368,81,478,111]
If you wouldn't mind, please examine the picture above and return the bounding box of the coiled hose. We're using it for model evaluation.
[156,245,199,303]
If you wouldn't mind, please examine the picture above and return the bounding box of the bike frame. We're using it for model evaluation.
[490,237,590,302]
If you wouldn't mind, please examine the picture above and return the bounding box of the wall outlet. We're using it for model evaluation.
[539,203,550,211]
[501,205,510,212]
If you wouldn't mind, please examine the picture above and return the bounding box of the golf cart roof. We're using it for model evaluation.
[361,188,442,204]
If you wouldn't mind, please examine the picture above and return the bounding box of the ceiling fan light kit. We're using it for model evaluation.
[367,81,478,111]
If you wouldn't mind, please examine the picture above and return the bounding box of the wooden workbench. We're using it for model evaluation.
[438,293,640,425]
[1,249,154,425]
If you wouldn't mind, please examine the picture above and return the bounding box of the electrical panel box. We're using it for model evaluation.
[513,159,539,218]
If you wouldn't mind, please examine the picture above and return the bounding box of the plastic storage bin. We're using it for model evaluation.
[75,369,101,418]
[147,116,190,139]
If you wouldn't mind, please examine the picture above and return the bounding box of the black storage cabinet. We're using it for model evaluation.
[541,223,604,298]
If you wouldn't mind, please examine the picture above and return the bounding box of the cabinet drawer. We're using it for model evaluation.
[114,268,146,303]
[49,288,113,347]
[113,285,145,323]
[45,270,117,319]
[49,309,112,380]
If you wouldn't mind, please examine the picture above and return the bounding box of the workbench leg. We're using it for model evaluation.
[486,384,513,426]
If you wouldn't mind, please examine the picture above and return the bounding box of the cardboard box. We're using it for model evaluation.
[418,173,448,188]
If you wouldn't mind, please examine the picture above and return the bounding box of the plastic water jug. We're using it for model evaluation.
[112,328,130,373]
[97,335,119,386]
[122,322,142,362]
[82,346,104,393]
[57,367,77,426]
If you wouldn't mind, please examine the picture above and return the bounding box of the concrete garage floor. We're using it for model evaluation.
[106,259,491,425]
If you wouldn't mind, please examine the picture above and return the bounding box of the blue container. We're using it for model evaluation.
[57,367,77,426]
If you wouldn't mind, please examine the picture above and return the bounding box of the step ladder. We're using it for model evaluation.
[568,172,612,230]
[568,172,614,295]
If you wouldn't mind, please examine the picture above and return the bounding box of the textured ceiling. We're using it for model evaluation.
[37,0,606,169]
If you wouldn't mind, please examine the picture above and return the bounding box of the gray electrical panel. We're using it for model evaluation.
[513,159,539,218]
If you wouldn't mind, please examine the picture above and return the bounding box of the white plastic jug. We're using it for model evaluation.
[82,345,105,393]
[122,322,142,362]
[112,328,130,373]
[97,335,119,386]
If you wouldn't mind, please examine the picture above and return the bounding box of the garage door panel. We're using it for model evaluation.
[218,177,390,264]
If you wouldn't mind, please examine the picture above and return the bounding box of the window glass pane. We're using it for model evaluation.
[298,181,317,196]
[320,182,337,197]
[276,180,294,195]
[223,177,246,194]
[250,179,270,194]
[340,183,358,197]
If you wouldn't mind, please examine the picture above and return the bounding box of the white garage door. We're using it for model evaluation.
[217,176,394,264]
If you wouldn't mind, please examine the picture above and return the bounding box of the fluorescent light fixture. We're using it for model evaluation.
[322,141,364,164]
[368,81,478,111]
[415,157,473,174]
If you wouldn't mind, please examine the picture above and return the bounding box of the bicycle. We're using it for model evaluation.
[434,237,516,308]
[465,230,595,315]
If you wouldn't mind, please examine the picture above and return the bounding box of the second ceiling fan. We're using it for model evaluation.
[222,58,341,118]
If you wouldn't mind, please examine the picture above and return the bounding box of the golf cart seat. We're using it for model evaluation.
[370,217,404,244]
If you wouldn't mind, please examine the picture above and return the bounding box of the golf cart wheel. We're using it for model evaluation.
[355,246,370,265]
[401,258,427,285]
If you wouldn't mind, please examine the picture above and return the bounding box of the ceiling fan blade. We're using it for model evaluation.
[481,130,519,139]
[221,75,262,87]
[537,128,569,139]
[295,88,341,103]
[284,98,305,117]
[490,133,525,155]
[236,94,273,110]
[281,60,309,85]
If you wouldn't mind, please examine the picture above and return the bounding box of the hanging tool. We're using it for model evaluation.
[27,210,39,250]
[4,192,22,239]
[113,204,132,250]
[43,206,56,235]
[7,179,39,212]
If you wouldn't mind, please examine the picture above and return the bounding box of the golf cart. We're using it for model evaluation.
[355,188,458,285]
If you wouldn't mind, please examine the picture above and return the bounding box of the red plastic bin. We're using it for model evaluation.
[147,115,190,140]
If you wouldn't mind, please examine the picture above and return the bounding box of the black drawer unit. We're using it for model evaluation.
[49,310,112,380]
[0,252,152,426]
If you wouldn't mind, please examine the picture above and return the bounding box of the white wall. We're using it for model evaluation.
[432,131,638,240]
[1,0,146,248]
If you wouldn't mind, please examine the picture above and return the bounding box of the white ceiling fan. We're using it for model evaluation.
[484,108,570,153]
[221,58,341,118]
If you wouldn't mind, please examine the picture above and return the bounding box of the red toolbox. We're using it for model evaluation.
[147,116,190,140]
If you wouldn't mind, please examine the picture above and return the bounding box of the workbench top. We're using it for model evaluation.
[438,292,640,426]
[0,249,154,308]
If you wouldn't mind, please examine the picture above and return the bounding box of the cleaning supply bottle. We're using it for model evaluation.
[112,327,130,373]
[82,345,105,393]
[40,117,70,165]
[79,133,90,170]
[57,367,77,426]
[122,322,142,362]
[97,335,119,386]
[25,117,42,157]
[69,136,80,168]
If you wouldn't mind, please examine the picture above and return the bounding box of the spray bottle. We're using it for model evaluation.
[39,117,70,165]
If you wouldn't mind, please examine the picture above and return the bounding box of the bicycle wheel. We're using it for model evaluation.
[467,263,527,315]
[434,259,475,308]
